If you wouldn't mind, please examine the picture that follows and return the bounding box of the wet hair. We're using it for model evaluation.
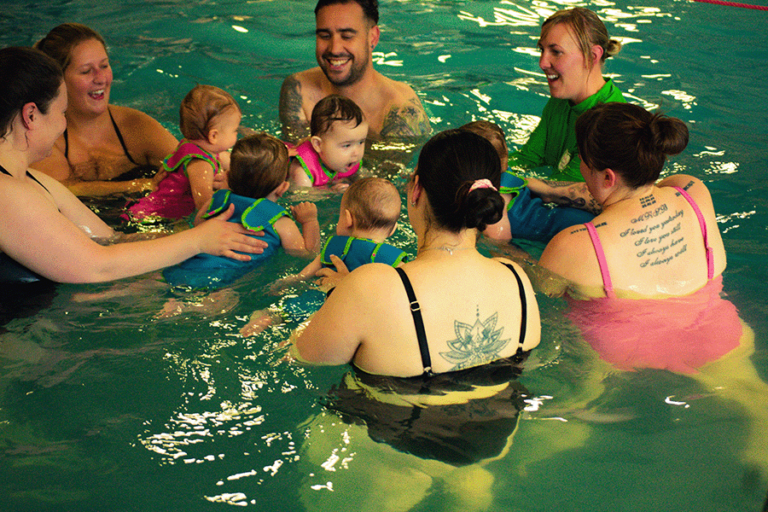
[228,133,290,199]
[34,23,107,71]
[459,120,508,164]
[315,0,379,25]
[415,129,504,233]
[310,94,365,137]
[342,177,401,232]
[0,47,64,139]
[179,85,241,141]
[541,7,621,67]
[576,103,689,188]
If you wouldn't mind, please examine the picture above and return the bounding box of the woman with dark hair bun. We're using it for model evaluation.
[537,103,767,480]
[538,102,749,378]
[293,129,540,377]
[540,102,723,298]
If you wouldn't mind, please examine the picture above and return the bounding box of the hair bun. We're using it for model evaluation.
[648,114,689,156]
[605,38,622,57]
[463,187,504,232]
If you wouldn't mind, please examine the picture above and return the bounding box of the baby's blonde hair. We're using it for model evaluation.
[179,84,241,141]
[342,177,401,232]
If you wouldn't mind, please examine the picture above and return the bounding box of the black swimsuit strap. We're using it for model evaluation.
[395,267,433,376]
[0,164,51,195]
[395,262,528,376]
[64,108,139,166]
[502,263,528,355]
[25,172,51,194]
[108,108,140,166]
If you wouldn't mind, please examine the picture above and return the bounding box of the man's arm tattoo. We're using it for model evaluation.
[533,181,602,215]
[379,98,431,138]
[279,76,309,142]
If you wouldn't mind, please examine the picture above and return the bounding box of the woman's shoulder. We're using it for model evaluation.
[538,222,595,279]
[657,174,709,195]
[0,169,62,215]
[490,256,530,277]
[542,222,594,253]
[110,105,178,159]
[347,261,403,285]
[319,263,406,324]
[110,105,175,140]
[490,256,540,298]
[656,175,715,212]
[109,104,161,127]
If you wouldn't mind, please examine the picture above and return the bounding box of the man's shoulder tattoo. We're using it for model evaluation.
[379,99,431,138]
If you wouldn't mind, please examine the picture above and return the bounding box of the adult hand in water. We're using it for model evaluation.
[315,254,350,292]
[197,203,267,261]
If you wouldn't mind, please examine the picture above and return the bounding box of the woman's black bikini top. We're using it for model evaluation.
[394,262,529,377]
[64,108,155,181]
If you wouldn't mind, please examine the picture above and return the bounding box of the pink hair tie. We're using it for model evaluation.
[468,179,497,193]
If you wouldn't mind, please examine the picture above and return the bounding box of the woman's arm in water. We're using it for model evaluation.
[292,263,388,365]
[0,175,265,283]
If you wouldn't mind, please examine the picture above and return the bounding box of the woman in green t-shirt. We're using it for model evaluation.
[511,7,626,182]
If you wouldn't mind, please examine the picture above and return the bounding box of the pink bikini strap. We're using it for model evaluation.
[585,222,616,299]
[673,187,715,280]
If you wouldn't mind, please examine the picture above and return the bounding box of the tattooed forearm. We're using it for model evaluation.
[279,76,309,142]
[528,180,601,214]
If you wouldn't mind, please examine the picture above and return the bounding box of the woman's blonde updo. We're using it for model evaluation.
[542,7,621,67]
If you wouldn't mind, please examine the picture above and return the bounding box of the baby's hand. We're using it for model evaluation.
[217,150,232,172]
[291,202,318,224]
[151,169,168,189]
[213,170,229,191]
[330,182,350,193]
[315,254,350,291]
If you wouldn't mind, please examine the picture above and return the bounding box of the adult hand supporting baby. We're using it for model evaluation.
[315,254,350,291]
[196,203,267,261]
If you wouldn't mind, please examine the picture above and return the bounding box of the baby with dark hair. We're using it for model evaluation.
[289,95,368,188]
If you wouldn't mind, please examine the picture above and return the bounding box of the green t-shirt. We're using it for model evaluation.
[508,78,626,182]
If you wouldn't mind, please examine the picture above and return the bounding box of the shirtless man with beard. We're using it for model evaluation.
[279,0,431,143]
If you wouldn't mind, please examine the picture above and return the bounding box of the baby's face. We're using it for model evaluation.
[315,120,368,175]
[211,108,242,153]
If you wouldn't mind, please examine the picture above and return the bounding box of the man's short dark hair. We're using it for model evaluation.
[315,0,379,25]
